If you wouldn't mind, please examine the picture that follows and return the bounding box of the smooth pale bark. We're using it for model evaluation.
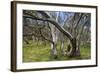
[49,23,59,58]
[61,40,67,55]
[51,43,57,58]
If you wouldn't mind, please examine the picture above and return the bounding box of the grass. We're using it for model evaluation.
[23,41,91,62]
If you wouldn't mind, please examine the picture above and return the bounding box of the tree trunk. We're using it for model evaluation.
[76,39,81,56]
[69,38,80,57]
[61,40,65,55]
[61,39,67,56]
[51,42,57,59]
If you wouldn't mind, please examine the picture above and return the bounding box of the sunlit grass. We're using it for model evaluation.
[23,41,91,62]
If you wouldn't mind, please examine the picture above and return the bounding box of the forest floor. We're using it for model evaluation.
[23,41,91,62]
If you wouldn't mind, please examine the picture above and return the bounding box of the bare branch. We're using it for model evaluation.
[77,16,89,40]
[74,13,84,29]
[23,14,73,41]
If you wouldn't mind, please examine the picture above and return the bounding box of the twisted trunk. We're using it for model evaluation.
[69,38,80,57]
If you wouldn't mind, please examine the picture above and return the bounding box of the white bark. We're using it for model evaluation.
[51,43,57,56]
[49,23,59,56]
[61,40,66,55]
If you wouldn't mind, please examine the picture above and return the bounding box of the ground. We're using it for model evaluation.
[23,41,91,62]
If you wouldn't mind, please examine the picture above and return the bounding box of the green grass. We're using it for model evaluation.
[23,41,91,62]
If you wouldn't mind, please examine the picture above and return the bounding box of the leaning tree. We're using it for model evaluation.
[23,10,91,58]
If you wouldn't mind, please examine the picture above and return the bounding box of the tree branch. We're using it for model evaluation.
[74,13,84,29]
[77,16,89,40]
[23,14,73,41]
